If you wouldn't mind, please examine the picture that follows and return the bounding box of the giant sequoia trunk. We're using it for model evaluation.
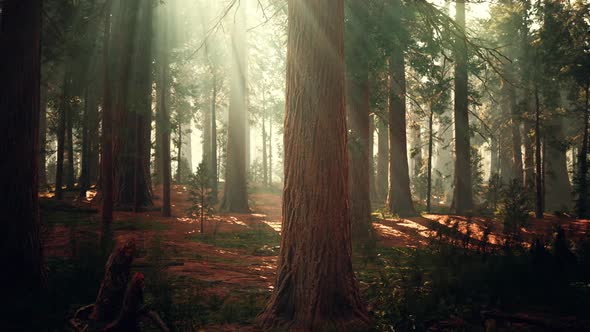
[221,5,249,212]
[113,0,152,209]
[346,0,373,241]
[388,47,416,217]
[258,0,370,329]
[0,0,45,294]
[452,0,473,214]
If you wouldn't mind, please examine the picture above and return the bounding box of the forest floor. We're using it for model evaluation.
[40,186,590,331]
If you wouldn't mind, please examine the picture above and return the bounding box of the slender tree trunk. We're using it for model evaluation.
[176,120,182,184]
[452,0,473,214]
[221,4,249,212]
[262,115,268,186]
[509,84,523,184]
[347,58,372,242]
[211,79,218,202]
[101,0,114,223]
[427,110,434,213]
[369,114,377,201]
[258,0,370,328]
[269,109,273,186]
[65,100,75,189]
[377,116,388,202]
[39,89,48,189]
[534,84,543,219]
[490,133,499,178]
[56,72,69,200]
[388,47,416,217]
[79,88,91,198]
[0,0,45,294]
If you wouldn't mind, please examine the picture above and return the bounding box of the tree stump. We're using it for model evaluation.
[69,239,169,332]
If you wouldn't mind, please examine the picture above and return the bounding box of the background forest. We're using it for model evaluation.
[1,0,590,331]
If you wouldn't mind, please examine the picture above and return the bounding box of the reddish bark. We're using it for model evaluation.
[258,0,370,329]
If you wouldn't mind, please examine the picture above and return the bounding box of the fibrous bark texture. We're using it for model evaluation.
[388,47,416,217]
[258,0,370,330]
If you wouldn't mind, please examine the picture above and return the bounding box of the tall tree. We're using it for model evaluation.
[158,1,172,217]
[221,3,249,212]
[0,0,45,294]
[451,0,473,214]
[101,0,114,224]
[388,43,416,217]
[258,0,370,329]
[346,0,373,241]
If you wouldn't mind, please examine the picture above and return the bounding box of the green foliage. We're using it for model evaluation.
[187,162,215,235]
[365,230,590,331]
[497,179,530,242]
[483,173,503,214]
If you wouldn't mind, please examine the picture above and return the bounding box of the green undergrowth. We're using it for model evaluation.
[361,231,590,331]
[189,226,280,255]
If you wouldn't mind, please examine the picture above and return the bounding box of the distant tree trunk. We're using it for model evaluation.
[176,120,182,184]
[490,133,499,178]
[268,110,273,186]
[347,0,372,240]
[158,6,172,217]
[202,96,212,177]
[262,114,268,186]
[79,88,91,198]
[65,99,75,189]
[258,0,370,328]
[221,5,249,212]
[87,80,100,186]
[376,116,388,202]
[56,72,69,200]
[39,89,48,189]
[576,84,590,218]
[388,47,416,217]
[347,67,372,242]
[0,0,45,293]
[369,114,377,201]
[101,0,114,224]
[210,79,218,202]
[452,0,473,214]
[545,118,572,212]
[509,84,523,184]
[534,85,544,219]
[521,0,535,191]
[412,121,423,180]
[427,110,434,212]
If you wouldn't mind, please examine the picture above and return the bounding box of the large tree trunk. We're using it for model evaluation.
[347,0,373,241]
[65,99,75,189]
[376,115,388,202]
[112,0,151,209]
[101,0,114,223]
[221,4,249,212]
[0,0,45,295]
[258,0,370,329]
[347,70,372,242]
[452,0,473,214]
[387,47,416,217]
[576,84,590,218]
[39,89,48,189]
[545,117,572,212]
